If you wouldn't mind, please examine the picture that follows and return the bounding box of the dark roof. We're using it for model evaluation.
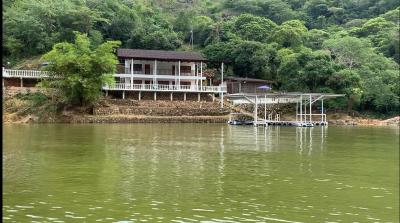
[224,76,273,83]
[117,48,207,62]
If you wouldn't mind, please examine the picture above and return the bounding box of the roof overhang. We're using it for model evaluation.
[117,48,207,62]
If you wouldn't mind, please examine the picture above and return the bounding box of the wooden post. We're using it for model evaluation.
[170,92,173,101]
[20,77,23,87]
[198,93,200,102]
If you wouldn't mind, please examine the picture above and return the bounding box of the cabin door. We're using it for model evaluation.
[145,64,150,74]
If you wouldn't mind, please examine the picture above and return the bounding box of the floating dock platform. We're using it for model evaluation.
[227,92,344,127]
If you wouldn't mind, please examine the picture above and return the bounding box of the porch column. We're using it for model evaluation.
[178,60,181,89]
[309,95,312,123]
[138,91,141,101]
[122,91,125,99]
[264,94,267,125]
[175,62,177,88]
[220,62,224,108]
[200,62,203,90]
[198,93,200,102]
[321,99,324,123]
[154,92,157,101]
[170,92,173,101]
[254,95,258,126]
[105,90,108,97]
[20,77,23,87]
[304,96,307,122]
[195,63,198,90]
[154,59,157,87]
[300,95,303,123]
[212,94,215,102]
[131,59,133,88]
[184,92,186,101]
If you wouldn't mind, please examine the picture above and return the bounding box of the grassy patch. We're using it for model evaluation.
[10,92,61,119]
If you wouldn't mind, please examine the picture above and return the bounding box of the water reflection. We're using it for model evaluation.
[3,124,398,222]
[227,125,327,154]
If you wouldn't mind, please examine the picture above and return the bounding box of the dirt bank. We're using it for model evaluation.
[3,90,398,126]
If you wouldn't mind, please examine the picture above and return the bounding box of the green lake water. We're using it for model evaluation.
[3,124,399,222]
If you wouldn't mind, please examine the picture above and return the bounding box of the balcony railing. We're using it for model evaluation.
[123,69,195,76]
[103,83,226,93]
[3,68,49,78]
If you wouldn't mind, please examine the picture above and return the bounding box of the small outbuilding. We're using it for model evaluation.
[222,76,274,94]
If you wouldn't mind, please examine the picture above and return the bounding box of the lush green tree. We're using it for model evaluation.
[299,50,335,92]
[327,69,362,112]
[277,48,335,92]
[273,20,308,48]
[232,14,277,42]
[90,0,138,44]
[3,0,400,115]
[253,0,297,24]
[224,0,297,24]
[304,29,330,49]
[191,16,214,46]
[231,41,278,79]
[203,41,237,67]
[41,32,121,106]
[323,36,373,69]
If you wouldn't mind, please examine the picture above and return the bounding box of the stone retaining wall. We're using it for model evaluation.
[71,115,229,123]
[94,99,229,116]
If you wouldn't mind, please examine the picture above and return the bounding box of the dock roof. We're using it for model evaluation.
[224,76,274,83]
[227,92,345,104]
[117,48,207,62]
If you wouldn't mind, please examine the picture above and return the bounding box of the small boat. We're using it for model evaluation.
[228,120,245,125]
[294,122,314,127]
[244,121,254,125]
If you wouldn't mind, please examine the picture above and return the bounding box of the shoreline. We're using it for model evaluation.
[3,112,399,126]
[3,89,398,126]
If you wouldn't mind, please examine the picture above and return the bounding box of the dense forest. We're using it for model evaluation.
[3,0,399,115]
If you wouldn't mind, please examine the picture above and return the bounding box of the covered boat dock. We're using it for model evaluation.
[227,92,345,127]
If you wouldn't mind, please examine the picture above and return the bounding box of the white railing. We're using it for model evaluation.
[121,69,195,76]
[103,83,227,93]
[3,68,49,78]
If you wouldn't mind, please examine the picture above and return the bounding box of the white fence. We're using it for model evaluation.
[3,68,49,78]
[103,83,226,93]
[2,68,226,93]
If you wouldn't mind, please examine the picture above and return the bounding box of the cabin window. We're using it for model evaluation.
[118,58,124,64]
[180,66,191,74]
[133,64,142,71]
